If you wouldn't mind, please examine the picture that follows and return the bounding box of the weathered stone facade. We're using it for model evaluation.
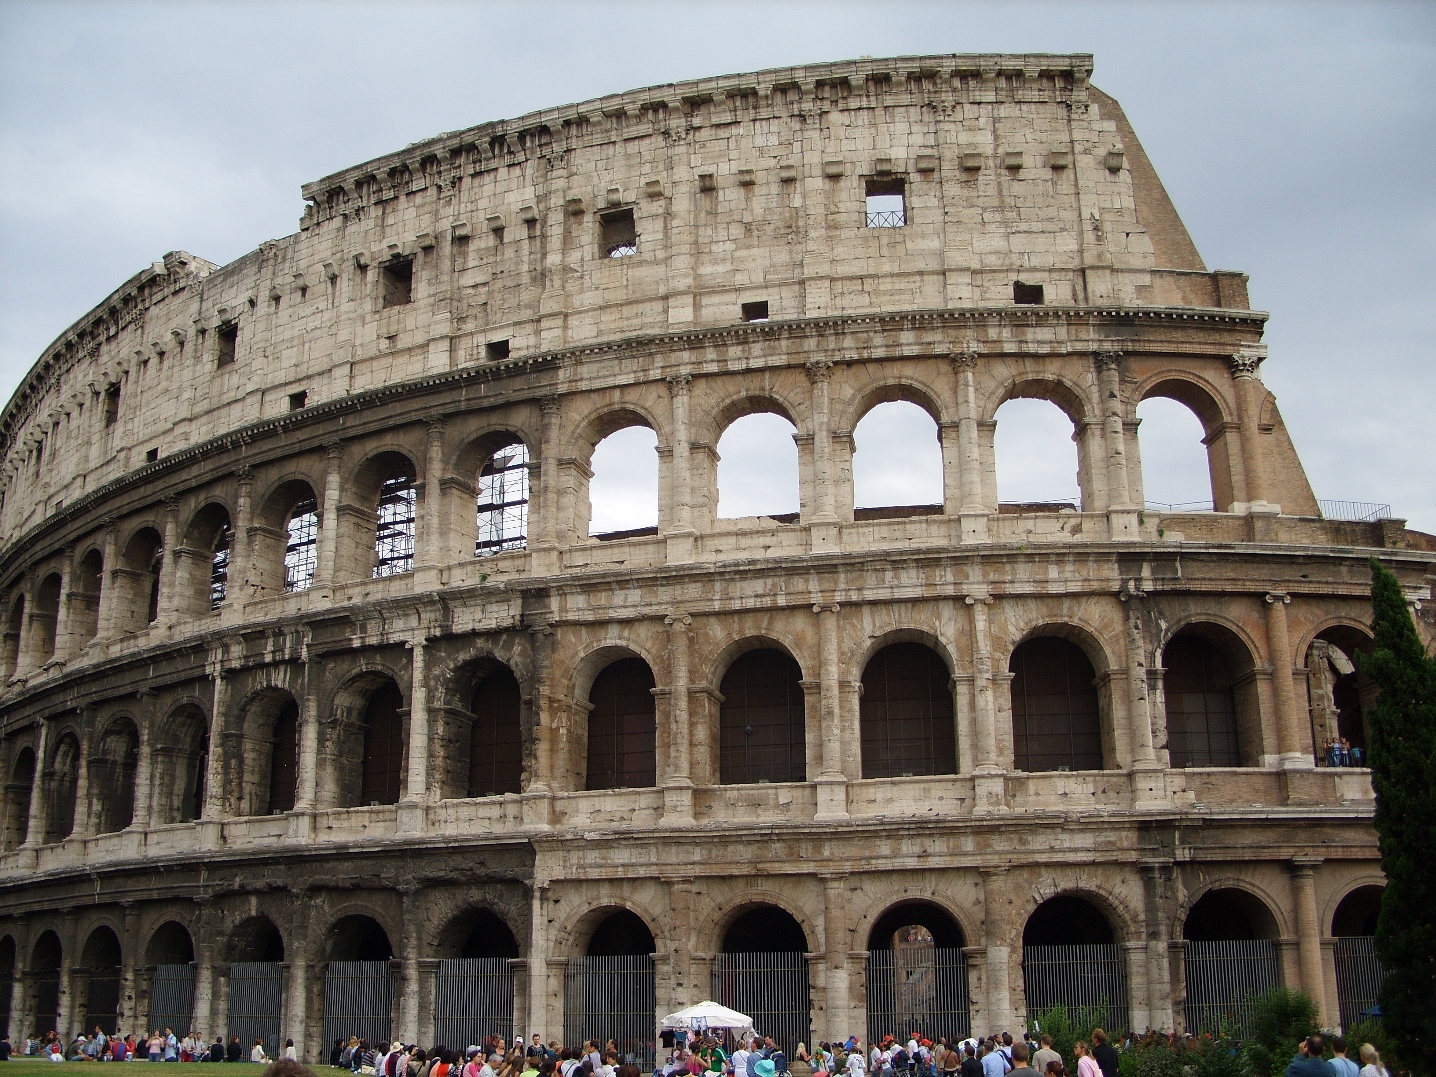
[0,54,1431,1055]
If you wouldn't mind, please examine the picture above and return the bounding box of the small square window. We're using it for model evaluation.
[600,208,637,258]
[741,301,770,323]
[103,384,121,427]
[216,323,238,367]
[289,391,308,411]
[382,258,414,307]
[145,448,159,463]
[485,339,511,361]
[1013,281,1045,305]
[865,177,906,227]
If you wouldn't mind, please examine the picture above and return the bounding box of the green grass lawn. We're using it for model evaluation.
[5,1063,273,1075]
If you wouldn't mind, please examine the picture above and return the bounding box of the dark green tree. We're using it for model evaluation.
[1357,559,1436,1073]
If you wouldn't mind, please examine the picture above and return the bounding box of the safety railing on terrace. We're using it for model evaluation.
[1318,500,1393,522]
[866,208,906,227]
[1145,500,1215,513]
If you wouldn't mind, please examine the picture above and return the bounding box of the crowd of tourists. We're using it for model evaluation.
[5,1027,299,1063]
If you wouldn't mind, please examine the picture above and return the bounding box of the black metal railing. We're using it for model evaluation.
[1319,500,1392,522]
[866,209,907,228]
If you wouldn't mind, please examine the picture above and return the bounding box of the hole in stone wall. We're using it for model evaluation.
[741,301,770,323]
[600,208,637,258]
[288,391,308,411]
[381,258,413,307]
[1013,281,1045,305]
[215,323,238,366]
[485,339,511,361]
[865,177,907,227]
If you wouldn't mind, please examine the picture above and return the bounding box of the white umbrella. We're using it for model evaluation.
[659,1000,753,1030]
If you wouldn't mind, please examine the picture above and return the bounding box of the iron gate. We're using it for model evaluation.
[149,964,197,1036]
[1022,945,1129,1032]
[0,968,12,1038]
[564,955,655,1067]
[31,972,60,1034]
[711,953,810,1055]
[866,948,971,1044]
[1183,940,1280,1034]
[434,958,514,1049]
[1334,936,1386,1030]
[86,969,122,1034]
[228,961,284,1058]
[323,960,393,1050]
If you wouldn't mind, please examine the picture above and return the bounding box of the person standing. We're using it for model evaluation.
[1285,1036,1334,1077]
[1006,1047,1029,1073]
[1328,1039,1358,1077]
[1030,1039,1059,1075]
[733,1042,752,1077]
[1087,1033,1116,1077]
[1357,1044,1388,1077]
[1071,1044,1097,1077]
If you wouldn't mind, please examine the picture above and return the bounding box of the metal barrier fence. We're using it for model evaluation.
[1335,936,1386,1030]
[711,953,810,1056]
[32,972,60,1033]
[434,958,515,1050]
[1022,945,1129,1033]
[86,971,122,1035]
[564,955,655,1067]
[866,947,971,1044]
[1182,940,1280,1035]
[0,970,10,1038]
[149,964,197,1036]
[229,961,284,1058]
[323,961,394,1051]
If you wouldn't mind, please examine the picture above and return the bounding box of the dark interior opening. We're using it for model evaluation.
[723,906,809,953]
[382,258,414,307]
[1024,895,1115,946]
[867,902,965,951]
[1013,281,1045,305]
[1183,889,1278,941]
[587,909,655,956]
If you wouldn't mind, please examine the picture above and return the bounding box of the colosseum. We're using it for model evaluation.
[0,52,1430,1060]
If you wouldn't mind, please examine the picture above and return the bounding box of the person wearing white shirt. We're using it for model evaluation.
[846,1050,866,1077]
[733,1045,752,1077]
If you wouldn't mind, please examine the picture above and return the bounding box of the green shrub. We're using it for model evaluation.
[1343,1020,1402,1076]
[1028,1005,1104,1070]
[1239,987,1319,1077]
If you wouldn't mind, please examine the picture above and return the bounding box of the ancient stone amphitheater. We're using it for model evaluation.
[0,54,1430,1059]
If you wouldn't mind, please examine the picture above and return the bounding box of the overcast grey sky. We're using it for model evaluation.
[1,0,1432,532]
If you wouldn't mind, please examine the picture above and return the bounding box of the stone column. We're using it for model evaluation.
[1140,862,1175,1032]
[534,397,562,572]
[525,884,552,1041]
[128,695,155,832]
[814,602,848,821]
[1122,589,1166,808]
[1095,351,1139,538]
[72,716,93,840]
[664,876,694,1016]
[665,375,696,563]
[1230,348,1272,509]
[158,496,182,622]
[805,361,840,552]
[980,868,1013,1033]
[202,666,229,824]
[117,903,140,1030]
[283,894,310,1062]
[953,345,990,541]
[1265,592,1313,770]
[401,637,432,820]
[398,889,421,1042]
[231,467,254,603]
[11,573,34,677]
[316,443,344,588]
[967,594,1004,812]
[22,719,50,848]
[52,547,75,661]
[662,613,694,823]
[296,659,321,812]
[96,521,120,641]
[1290,860,1330,1027]
[191,900,214,1039]
[820,874,852,1042]
[418,418,448,572]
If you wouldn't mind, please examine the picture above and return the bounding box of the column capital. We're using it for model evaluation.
[539,394,562,415]
[951,341,982,369]
[965,593,992,606]
[424,414,447,439]
[1290,856,1323,875]
[1093,349,1123,372]
[805,359,835,383]
[235,464,255,484]
[324,440,345,460]
[1265,591,1291,605]
[664,612,692,627]
[665,372,693,394]
[812,602,840,615]
[1230,345,1267,380]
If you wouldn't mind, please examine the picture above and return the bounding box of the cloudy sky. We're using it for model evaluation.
[1,0,1432,532]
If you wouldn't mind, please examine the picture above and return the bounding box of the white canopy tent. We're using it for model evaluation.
[659,1000,753,1031]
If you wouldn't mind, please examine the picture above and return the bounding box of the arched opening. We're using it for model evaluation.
[145,922,197,1039]
[589,424,659,538]
[717,906,810,1053]
[227,918,284,1061]
[476,440,531,555]
[719,649,806,785]
[257,481,321,595]
[323,916,394,1050]
[434,908,520,1050]
[860,642,956,779]
[716,413,800,520]
[567,910,656,1066]
[181,503,233,615]
[117,527,164,633]
[1009,637,1104,772]
[91,717,140,834]
[468,665,523,798]
[1181,888,1280,1034]
[0,935,14,1039]
[234,690,299,817]
[43,732,80,843]
[1,595,23,680]
[267,699,299,814]
[1022,895,1128,1032]
[369,456,418,578]
[994,397,1082,511]
[1307,627,1376,765]
[71,549,104,645]
[853,400,943,515]
[359,679,405,806]
[585,657,656,791]
[30,930,62,1035]
[1136,396,1215,512]
[81,926,123,1034]
[3,747,35,850]
[1332,885,1387,1031]
[1163,632,1243,767]
[152,706,209,826]
[1161,624,1260,767]
[32,574,61,664]
[865,902,971,1045]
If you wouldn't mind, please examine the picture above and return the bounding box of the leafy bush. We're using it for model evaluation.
[1343,1020,1402,1076]
[1028,1005,1104,1070]
[1238,987,1319,1077]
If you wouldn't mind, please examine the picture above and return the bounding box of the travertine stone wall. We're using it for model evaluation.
[0,55,1431,1054]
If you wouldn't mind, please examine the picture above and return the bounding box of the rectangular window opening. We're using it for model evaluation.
[600,208,637,258]
[144,448,159,463]
[381,257,414,307]
[215,323,238,367]
[288,390,308,411]
[1013,280,1045,305]
[741,301,770,323]
[485,339,511,362]
[865,177,907,228]
[476,442,530,556]
[103,384,121,427]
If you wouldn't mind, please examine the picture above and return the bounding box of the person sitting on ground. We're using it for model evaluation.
[254,1039,274,1064]
[228,1035,245,1063]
